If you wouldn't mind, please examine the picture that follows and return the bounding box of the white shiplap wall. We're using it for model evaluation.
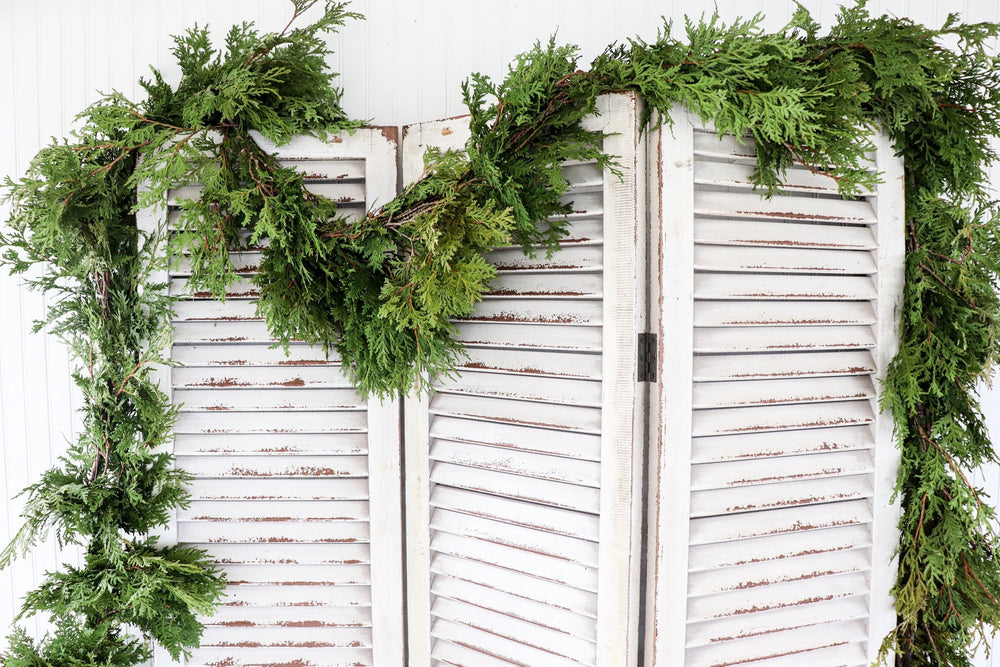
[2,1,999,664]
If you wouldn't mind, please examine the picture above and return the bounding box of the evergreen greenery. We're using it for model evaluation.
[0,1,360,663]
[1,0,1000,664]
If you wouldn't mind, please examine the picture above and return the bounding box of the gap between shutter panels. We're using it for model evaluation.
[167,146,383,666]
[680,125,883,667]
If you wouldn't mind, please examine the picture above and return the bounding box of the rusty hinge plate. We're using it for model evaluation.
[638,332,657,383]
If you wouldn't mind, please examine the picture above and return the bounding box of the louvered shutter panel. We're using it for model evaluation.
[141,128,405,667]
[402,93,649,666]
[646,110,904,666]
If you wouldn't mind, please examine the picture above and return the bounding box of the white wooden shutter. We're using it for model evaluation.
[141,128,405,667]
[402,93,649,666]
[646,111,904,666]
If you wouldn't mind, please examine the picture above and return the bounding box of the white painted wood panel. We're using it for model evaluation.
[647,110,904,667]
[403,93,648,666]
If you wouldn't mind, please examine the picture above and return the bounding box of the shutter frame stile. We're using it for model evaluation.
[154,127,404,667]
[644,108,697,667]
[594,93,648,667]
[138,171,184,667]
[867,127,905,662]
[404,390,432,667]
[401,114,468,667]
[402,94,649,667]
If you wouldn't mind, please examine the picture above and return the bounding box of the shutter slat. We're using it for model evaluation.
[430,485,600,541]
[694,325,875,353]
[435,372,603,406]
[692,376,875,409]
[559,191,603,215]
[186,647,373,667]
[562,161,603,186]
[688,524,872,572]
[171,251,262,276]
[432,462,601,513]
[431,554,598,617]
[686,573,869,623]
[172,298,260,321]
[220,564,371,585]
[171,343,339,367]
[694,244,877,274]
[174,410,367,435]
[170,275,258,297]
[688,500,872,546]
[689,474,873,517]
[458,347,602,379]
[431,574,598,642]
[207,604,372,627]
[299,180,366,201]
[535,218,604,244]
[432,597,597,665]
[174,320,276,344]
[686,595,868,647]
[686,618,867,667]
[716,642,867,667]
[198,625,372,648]
[200,543,371,566]
[431,619,584,667]
[431,640,515,667]
[687,548,871,598]
[454,298,603,327]
[187,478,370,501]
[694,191,876,224]
[178,499,370,521]
[695,220,876,249]
[688,131,879,169]
[275,157,366,179]
[430,416,601,460]
[693,351,875,382]
[486,271,602,297]
[175,454,368,478]
[430,532,598,591]
[430,440,600,485]
[691,425,875,463]
[454,322,602,352]
[695,273,876,300]
[694,300,876,327]
[429,393,603,433]
[174,387,364,412]
[431,509,599,567]
[692,131,759,161]
[691,400,874,437]
[178,520,368,544]
[693,159,860,195]
[174,432,368,455]
[172,365,356,389]
[215,584,372,606]
[691,450,875,489]
[484,245,602,271]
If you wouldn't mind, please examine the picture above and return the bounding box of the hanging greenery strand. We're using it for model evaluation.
[1,0,1000,664]
[0,1,361,663]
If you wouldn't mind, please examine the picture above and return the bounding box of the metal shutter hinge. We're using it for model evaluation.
[638,332,658,383]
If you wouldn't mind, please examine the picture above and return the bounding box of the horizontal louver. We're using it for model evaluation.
[404,94,647,666]
[648,112,903,666]
[148,130,404,667]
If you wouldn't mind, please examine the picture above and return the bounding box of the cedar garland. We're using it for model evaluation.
[2,1,1000,664]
